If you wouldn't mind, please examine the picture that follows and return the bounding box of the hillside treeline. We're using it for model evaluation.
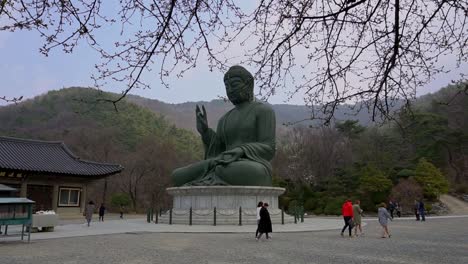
[0,84,466,214]
[0,88,203,212]
[274,83,467,214]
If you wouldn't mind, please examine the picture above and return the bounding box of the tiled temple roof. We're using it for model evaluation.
[0,137,123,177]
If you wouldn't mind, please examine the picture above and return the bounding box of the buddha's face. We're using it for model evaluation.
[224,76,252,105]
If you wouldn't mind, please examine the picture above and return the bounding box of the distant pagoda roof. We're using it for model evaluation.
[0,136,123,177]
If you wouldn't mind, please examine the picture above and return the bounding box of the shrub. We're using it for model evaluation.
[358,165,392,206]
[397,169,415,178]
[287,200,299,214]
[313,207,323,215]
[279,196,291,210]
[359,165,393,194]
[425,203,433,213]
[110,193,131,208]
[414,158,449,199]
[304,198,317,211]
[323,197,346,215]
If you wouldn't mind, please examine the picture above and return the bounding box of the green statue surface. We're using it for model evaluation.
[172,66,276,186]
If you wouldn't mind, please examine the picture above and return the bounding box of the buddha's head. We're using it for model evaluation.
[223,65,254,105]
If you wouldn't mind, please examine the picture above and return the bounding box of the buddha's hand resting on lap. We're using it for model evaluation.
[216,148,244,165]
[196,104,208,134]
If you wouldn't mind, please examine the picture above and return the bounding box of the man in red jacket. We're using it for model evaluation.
[341,199,354,237]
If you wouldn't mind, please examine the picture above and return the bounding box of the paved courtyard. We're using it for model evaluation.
[1,216,467,264]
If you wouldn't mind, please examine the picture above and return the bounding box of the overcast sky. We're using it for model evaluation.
[1,3,466,106]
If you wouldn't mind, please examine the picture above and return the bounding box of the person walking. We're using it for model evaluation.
[395,202,401,218]
[389,201,395,218]
[98,203,106,222]
[84,201,95,227]
[256,203,272,241]
[119,204,124,219]
[353,200,363,236]
[341,199,354,237]
[414,200,420,221]
[378,202,392,238]
[255,201,263,238]
[418,200,426,221]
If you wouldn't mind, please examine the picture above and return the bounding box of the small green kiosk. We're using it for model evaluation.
[0,198,35,242]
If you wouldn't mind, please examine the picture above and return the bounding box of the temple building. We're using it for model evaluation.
[0,137,123,214]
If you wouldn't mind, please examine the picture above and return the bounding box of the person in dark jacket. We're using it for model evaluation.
[414,200,420,221]
[119,204,124,219]
[99,203,106,222]
[256,203,272,241]
[418,200,426,221]
[341,199,354,237]
[388,201,395,218]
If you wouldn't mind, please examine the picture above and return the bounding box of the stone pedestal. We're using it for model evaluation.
[159,186,294,225]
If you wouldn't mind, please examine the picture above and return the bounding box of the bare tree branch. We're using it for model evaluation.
[0,95,23,104]
[2,0,467,123]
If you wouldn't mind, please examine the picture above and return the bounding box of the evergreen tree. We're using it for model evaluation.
[358,165,393,209]
[413,158,449,200]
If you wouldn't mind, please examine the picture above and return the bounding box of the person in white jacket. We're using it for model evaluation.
[378,202,393,238]
[255,201,263,238]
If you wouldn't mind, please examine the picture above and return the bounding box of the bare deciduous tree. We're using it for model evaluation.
[2,0,467,123]
[115,136,187,212]
[274,125,353,184]
[390,178,423,213]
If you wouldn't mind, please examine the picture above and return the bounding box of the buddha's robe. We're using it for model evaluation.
[172,101,276,186]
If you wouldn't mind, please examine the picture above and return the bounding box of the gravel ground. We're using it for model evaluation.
[1,217,467,264]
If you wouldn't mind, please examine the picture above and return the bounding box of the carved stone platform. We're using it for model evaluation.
[159,186,294,225]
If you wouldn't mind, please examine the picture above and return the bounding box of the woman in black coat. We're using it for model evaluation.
[256,203,272,240]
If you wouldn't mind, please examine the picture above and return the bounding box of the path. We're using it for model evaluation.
[2,214,467,242]
[439,194,468,215]
[1,217,468,264]
[0,217,344,241]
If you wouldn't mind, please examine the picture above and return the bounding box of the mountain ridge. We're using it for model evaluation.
[0,86,440,133]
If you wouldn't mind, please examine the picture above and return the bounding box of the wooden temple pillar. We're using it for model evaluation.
[52,184,59,212]
[80,183,87,213]
[20,181,27,198]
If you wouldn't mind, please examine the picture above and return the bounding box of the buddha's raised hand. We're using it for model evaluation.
[196,104,208,134]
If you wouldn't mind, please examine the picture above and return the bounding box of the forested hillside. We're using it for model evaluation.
[0,83,466,214]
[126,95,379,132]
[273,83,468,215]
[0,87,203,211]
